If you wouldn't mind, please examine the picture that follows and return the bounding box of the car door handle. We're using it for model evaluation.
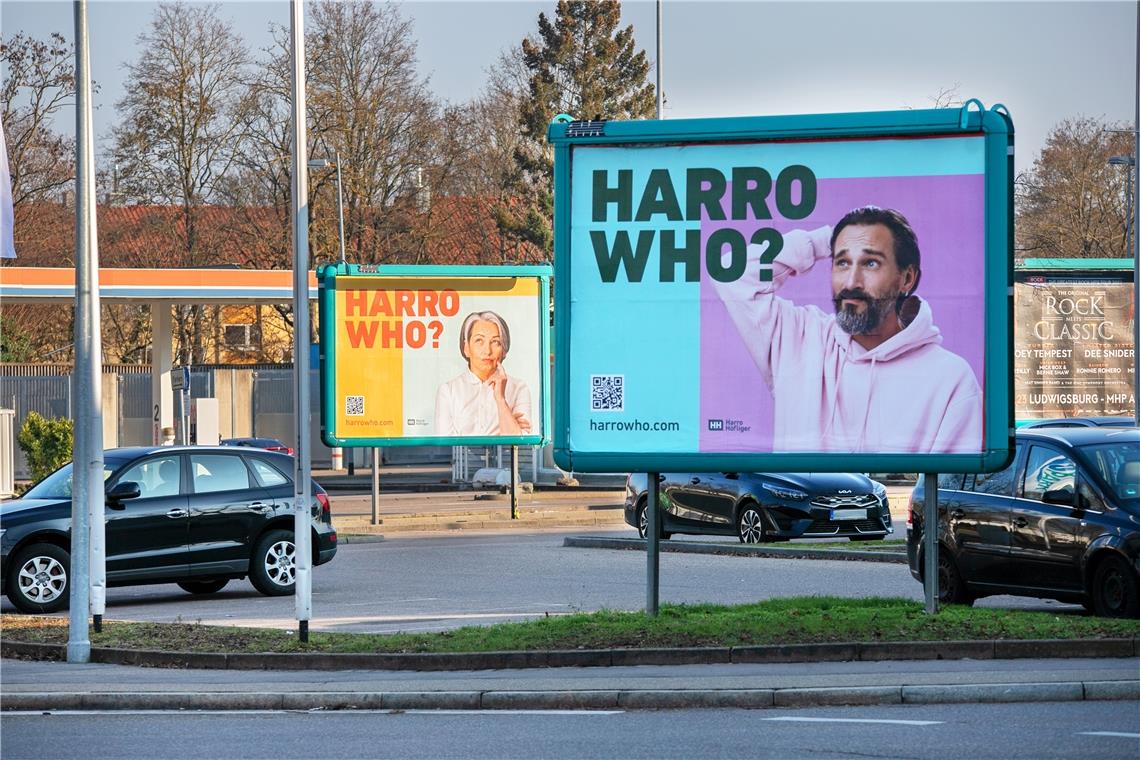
[657,474,666,482]
[1013,516,1028,528]
[950,509,965,519]
[690,477,701,485]
[166,509,188,519]
[249,502,270,512]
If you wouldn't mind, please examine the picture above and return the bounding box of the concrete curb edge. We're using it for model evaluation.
[563,535,907,563]
[3,637,1135,672]
[4,680,1138,712]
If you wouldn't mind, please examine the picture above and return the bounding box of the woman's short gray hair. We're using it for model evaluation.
[459,311,511,359]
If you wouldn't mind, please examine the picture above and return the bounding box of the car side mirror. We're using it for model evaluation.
[724,472,739,480]
[1041,486,1074,506]
[106,480,141,508]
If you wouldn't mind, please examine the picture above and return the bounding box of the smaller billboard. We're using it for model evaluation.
[318,265,551,447]
[1014,275,1135,419]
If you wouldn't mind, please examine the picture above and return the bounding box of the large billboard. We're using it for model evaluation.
[550,107,1013,473]
[318,265,551,447]
[1015,276,1135,419]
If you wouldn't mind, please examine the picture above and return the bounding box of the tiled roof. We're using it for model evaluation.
[7,198,546,269]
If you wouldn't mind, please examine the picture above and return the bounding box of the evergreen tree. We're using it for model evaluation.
[499,0,656,254]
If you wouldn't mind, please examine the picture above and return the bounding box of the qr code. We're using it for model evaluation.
[345,395,365,416]
[591,375,624,411]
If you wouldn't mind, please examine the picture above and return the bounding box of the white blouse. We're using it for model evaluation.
[434,369,533,436]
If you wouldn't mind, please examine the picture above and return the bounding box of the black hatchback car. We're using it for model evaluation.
[906,428,1140,617]
[625,472,892,543]
[1,446,337,614]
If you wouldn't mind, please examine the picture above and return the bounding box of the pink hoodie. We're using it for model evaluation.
[713,226,982,454]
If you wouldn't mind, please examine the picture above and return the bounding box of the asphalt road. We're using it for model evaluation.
[3,700,1138,759]
[0,529,1087,633]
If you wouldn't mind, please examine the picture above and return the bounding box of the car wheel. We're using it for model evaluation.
[7,543,70,614]
[737,503,765,544]
[934,552,974,606]
[635,498,672,540]
[635,499,649,539]
[250,529,296,596]
[1091,555,1140,618]
[177,579,229,595]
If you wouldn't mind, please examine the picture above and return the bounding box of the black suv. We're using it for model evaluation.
[906,428,1140,617]
[625,472,891,543]
[2,446,337,614]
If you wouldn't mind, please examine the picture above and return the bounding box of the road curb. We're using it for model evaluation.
[3,638,1135,672]
[563,535,908,563]
[3,681,1137,713]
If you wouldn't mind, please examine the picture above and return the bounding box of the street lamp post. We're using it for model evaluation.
[307,153,346,266]
[1109,154,1138,425]
[308,154,350,472]
[1109,155,1135,255]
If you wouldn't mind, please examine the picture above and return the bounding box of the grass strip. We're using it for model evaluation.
[3,597,1138,655]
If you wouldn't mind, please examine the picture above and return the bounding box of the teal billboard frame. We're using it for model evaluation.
[317,263,552,448]
[549,102,1014,473]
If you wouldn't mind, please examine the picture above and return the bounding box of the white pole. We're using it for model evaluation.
[290,0,313,641]
[81,4,105,630]
[655,0,663,120]
[1133,0,1139,425]
[69,0,104,661]
[335,151,346,265]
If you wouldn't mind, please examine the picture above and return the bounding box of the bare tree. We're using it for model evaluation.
[428,48,544,264]
[1016,117,1134,260]
[2,32,75,207]
[243,0,438,270]
[0,33,77,359]
[111,2,253,362]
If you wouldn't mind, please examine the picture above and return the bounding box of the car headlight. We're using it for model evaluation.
[872,481,887,500]
[762,483,807,501]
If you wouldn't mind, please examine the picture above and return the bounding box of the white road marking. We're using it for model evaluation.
[764,717,943,726]
[3,709,624,717]
[1078,731,1140,738]
[398,710,624,716]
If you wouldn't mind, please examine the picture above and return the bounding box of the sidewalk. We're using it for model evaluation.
[318,467,915,538]
[3,655,1136,712]
[311,464,627,493]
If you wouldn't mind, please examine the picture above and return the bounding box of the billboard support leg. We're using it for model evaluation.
[371,447,380,526]
[646,472,660,617]
[923,472,940,615]
[510,445,519,519]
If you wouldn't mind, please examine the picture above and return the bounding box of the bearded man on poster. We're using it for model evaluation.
[714,205,982,454]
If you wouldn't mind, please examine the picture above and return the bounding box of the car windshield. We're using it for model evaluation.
[22,457,129,500]
[1079,441,1140,502]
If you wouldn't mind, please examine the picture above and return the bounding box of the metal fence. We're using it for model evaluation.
[0,365,453,481]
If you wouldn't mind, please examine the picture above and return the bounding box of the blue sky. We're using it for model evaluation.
[3,0,1137,176]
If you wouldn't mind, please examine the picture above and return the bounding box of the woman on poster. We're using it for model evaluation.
[434,310,533,436]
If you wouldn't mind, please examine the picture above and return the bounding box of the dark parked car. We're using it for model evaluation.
[624,472,892,543]
[1,446,337,614]
[220,437,294,456]
[1020,417,1136,429]
[906,427,1140,617]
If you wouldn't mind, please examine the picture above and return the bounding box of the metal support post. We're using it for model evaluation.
[646,472,660,616]
[510,445,519,519]
[289,0,312,643]
[1134,3,1139,425]
[923,472,940,615]
[371,447,380,525]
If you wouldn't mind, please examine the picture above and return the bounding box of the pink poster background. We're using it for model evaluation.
[698,174,986,452]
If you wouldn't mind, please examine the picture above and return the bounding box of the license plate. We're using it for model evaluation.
[831,508,868,521]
